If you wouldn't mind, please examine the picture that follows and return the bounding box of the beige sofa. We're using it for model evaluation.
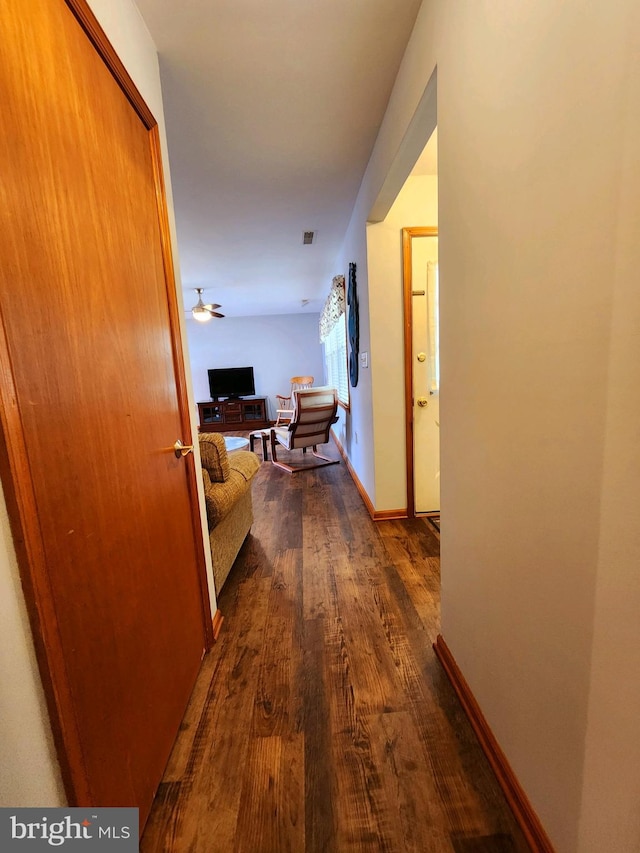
[198,433,260,593]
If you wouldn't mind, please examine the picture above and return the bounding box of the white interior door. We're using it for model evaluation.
[412,236,440,513]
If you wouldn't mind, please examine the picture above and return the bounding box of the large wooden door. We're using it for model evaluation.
[0,0,210,825]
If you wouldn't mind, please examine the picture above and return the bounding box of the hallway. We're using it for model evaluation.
[141,442,528,852]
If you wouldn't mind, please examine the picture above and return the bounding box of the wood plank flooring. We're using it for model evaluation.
[141,439,529,852]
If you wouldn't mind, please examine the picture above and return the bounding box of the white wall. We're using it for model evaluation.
[0,490,65,806]
[337,1,640,850]
[331,200,374,497]
[186,313,324,421]
[577,14,640,848]
[366,175,437,511]
[0,0,203,806]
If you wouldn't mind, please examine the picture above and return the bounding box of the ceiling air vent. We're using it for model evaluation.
[302,230,315,245]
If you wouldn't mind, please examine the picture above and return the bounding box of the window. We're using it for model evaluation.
[320,274,349,408]
[324,311,349,408]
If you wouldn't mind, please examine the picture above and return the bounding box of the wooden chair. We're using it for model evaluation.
[275,375,314,426]
[270,386,339,473]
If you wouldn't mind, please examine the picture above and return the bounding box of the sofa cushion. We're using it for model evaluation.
[202,467,212,491]
[199,433,230,483]
[229,450,260,482]
[203,469,250,527]
[202,450,260,527]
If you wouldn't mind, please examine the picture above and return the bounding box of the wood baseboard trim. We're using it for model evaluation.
[331,431,407,521]
[433,635,555,853]
[331,431,375,517]
[212,610,224,641]
[372,508,408,520]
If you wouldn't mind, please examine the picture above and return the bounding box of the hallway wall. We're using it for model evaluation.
[366,174,437,511]
[336,1,640,850]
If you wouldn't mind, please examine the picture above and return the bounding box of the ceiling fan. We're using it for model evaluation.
[191,288,225,323]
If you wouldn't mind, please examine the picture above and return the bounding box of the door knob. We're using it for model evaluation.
[173,439,194,458]
[416,397,429,408]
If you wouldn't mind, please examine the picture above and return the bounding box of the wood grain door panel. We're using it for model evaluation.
[0,0,208,824]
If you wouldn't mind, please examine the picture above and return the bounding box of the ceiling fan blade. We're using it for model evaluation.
[203,303,221,311]
[210,312,225,318]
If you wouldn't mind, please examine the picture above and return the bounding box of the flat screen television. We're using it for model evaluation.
[208,366,255,399]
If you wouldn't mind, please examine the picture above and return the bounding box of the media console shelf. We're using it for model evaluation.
[197,397,270,432]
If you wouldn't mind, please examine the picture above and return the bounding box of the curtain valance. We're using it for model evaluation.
[319,275,345,342]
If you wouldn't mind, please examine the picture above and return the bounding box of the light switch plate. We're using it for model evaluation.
[360,351,369,368]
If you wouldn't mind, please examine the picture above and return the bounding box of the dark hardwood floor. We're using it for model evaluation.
[141,438,529,852]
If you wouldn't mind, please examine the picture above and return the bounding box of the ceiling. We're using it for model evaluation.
[133,0,423,318]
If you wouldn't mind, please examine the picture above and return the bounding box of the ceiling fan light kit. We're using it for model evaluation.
[193,307,212,323]
[191,288,224,322]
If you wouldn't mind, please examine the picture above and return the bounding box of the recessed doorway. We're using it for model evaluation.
[403,225,440,516]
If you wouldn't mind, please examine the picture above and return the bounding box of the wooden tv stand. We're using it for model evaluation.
[197,397,270,432]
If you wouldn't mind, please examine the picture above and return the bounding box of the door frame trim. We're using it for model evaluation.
[402,227,438,518]
[148,126,214,652]
[65,0,155,130]
[0,0,212,806]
